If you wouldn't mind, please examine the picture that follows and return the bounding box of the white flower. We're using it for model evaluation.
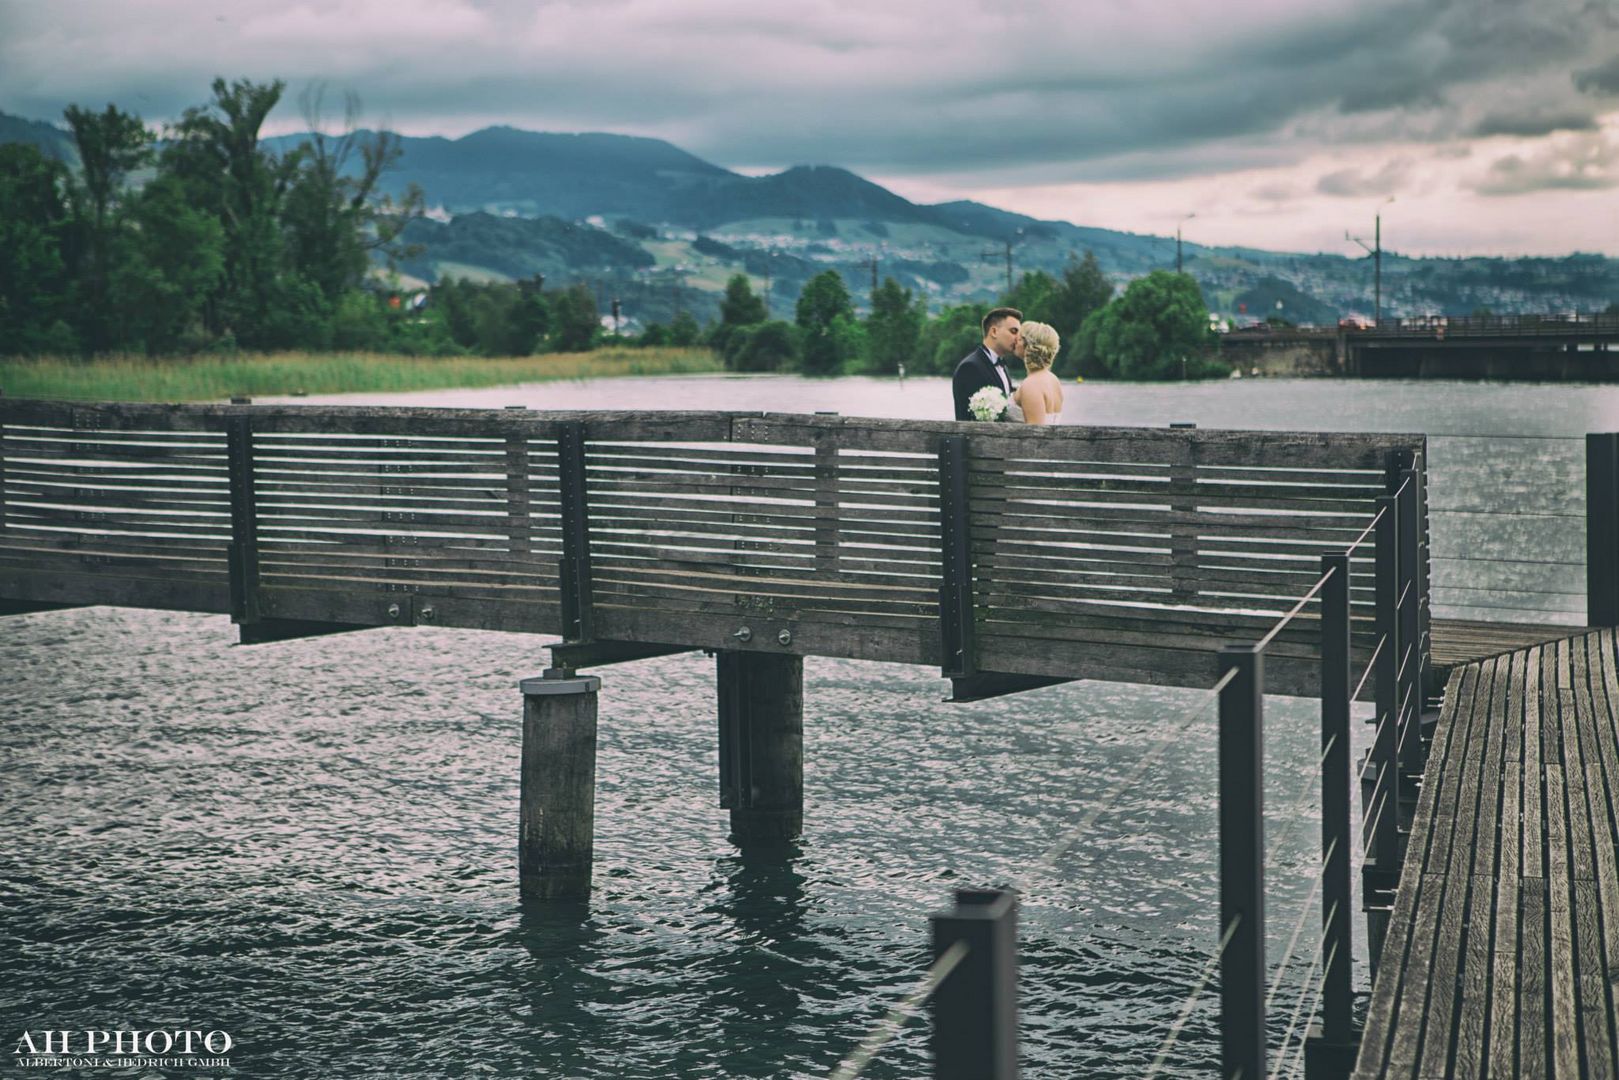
[968,386,1009,422]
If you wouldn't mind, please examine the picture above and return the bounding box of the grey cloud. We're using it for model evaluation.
[1316,158,1415,197]
[1472,134,1619,194]
[1471,109,1601,137]
[3,0,1619,186]
[1575,55,1619,94]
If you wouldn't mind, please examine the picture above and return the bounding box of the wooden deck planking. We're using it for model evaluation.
[1355,629,1619,1079]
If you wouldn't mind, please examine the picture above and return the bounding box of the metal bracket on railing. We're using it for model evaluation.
[938,435,975,679]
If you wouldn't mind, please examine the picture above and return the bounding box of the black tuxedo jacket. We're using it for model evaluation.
[952,345,1011,420]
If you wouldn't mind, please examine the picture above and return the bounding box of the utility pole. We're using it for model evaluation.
[1177,212,1196,273]
[1346,197,1394,325]
[762,253,772,319]
[981,234,1019,295]
[859,253,878,297]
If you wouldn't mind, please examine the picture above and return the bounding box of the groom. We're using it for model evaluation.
[952,307,1022,420]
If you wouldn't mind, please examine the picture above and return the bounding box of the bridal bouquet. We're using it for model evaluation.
[968,386,1009,422]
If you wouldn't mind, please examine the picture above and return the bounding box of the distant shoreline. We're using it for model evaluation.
[0,348,723,403]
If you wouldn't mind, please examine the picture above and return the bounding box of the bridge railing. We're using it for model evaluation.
[0,399,1427,698]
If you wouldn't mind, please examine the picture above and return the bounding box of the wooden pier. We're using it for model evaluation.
[1354,629,1619,1078]
[5,397,1617,1076]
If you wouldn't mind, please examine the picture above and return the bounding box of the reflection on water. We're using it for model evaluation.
[4,376,1612,1076]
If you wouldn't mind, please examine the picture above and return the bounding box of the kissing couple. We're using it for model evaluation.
[950,307,1064,424]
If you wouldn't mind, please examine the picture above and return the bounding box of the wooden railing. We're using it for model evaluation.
[0,400,1429,697]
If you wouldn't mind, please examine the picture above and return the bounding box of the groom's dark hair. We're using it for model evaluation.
[982,307,1022,336]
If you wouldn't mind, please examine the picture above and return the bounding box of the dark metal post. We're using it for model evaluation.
[1219,645,1265,1080]
[930,887,1018,1080]
[1587,433,1619,626]
[519,672,601,900]
[938,435,975,678]
[1365,490,1401,970]
[226,414,261,627]
[1395,470,1421,829]
[1306,553,1358,1077]
[558,422,594,643]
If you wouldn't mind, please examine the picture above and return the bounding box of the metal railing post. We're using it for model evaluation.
[930,887,1018,1080]
[557,421,594,644]
[1219,645,1266,1080]
[1396,470,1422,832]
[1364,490,1401,968]
[1587,433,1619,626]
[938,435,975,679]
[1306,552,1358,1077]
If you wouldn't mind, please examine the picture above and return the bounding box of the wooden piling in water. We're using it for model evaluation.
[518,673,601,900]
[717,651,804,844]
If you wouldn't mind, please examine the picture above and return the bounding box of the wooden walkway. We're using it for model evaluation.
[1353,628,1619,1078]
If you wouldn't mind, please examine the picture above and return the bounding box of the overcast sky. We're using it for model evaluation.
[3,0,1618,256]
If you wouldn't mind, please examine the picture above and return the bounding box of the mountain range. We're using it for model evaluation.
[7,111,1618,325]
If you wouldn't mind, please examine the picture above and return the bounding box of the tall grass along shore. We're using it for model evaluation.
[0,348,723,403]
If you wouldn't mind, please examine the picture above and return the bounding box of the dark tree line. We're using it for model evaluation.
[709,252,1218,379]
[0,79,438,356]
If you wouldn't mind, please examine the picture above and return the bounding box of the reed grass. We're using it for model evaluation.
[0,347,724,402]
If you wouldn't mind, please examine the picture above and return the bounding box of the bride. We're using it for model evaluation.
[1008,321,1063,424]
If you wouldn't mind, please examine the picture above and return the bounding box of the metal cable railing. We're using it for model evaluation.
[1143,915,1244,1080]
[829,940,971,1080]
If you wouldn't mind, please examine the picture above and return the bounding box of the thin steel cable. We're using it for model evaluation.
[1352,634,1385,701]
[1265,843,1337,1011]
[1361,787,1391,859]
[1265,735,1338,868]
[1019,668,1237,884]
[1254,568,1333,653]
[1269,938,1335,1080]
[1283,948,1333,1080]
[1143,915,1244,1080]
[828,939,970,1080]
[1341,505,1385,557]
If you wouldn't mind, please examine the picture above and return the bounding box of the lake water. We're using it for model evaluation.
[5,375,1617,1078]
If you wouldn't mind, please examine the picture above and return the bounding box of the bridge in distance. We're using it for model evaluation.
[1221,312,1619,379]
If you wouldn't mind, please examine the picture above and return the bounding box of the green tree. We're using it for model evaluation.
[720,273,767,327]
[1076,270,1219,380]
[863,276,924,374]
[0,144,74,354]
[726,320,799,372]
[551,284,599,352]
[1047,252,1113,375]
[795,270,856,374]
[62,102,153,351]
[914,303,987,375]
[668,309,702,347]
[712,273,768,358]
[108,174,226,353]
[281,87,424,309]
[161,78,302,346]
[1003,269,1057,322]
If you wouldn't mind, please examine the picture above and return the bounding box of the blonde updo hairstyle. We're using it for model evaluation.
[1020,321,1060,371]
